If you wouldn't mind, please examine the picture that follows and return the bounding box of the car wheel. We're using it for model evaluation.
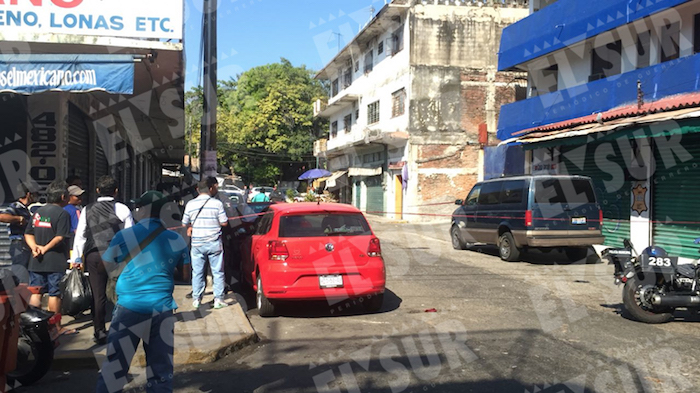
[256,274,275,317]
[498,232,520,262]
[363,293,384,313]
[450,225,466,250]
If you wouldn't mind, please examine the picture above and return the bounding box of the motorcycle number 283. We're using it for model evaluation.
[648,257,672,267]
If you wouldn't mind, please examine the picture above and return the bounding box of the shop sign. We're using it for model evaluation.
[27,94,62,194]
[0,54,134,94]
[0,0,183,40]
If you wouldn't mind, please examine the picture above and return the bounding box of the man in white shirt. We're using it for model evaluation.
[182,177,229,309]
[73,176,133,345]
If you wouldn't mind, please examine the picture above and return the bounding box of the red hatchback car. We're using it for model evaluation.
[240,203,386,316]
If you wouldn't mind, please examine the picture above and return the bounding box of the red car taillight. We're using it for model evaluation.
[525,210,533,227]
[268,240,289,261]
[599,209,603,225]
[368,238,381,257]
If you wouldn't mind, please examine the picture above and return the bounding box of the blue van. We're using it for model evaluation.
[450,175,604,262]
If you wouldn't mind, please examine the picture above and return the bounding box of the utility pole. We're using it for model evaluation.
[201,0,218,177]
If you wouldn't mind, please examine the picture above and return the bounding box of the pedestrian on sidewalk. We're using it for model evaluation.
[96,191,190,393]
[182,176,229,309]
[0,182,37,284]
[63,185,85,248]
[72,176,133,345]
[24,180,76,335]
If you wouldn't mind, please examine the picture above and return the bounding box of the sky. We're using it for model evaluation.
[183,0,387,91]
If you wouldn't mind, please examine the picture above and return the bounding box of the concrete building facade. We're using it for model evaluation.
[314,0,528,220]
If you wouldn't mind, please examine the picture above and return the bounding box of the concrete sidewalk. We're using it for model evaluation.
[54,282,257,368]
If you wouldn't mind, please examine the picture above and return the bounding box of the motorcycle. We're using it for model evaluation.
[1,271,61,388]
[603,238,700,324]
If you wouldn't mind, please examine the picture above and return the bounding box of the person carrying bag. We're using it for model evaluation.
[95,190,190,393]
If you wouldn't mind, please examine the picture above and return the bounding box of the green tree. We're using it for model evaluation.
[218,58,327,184]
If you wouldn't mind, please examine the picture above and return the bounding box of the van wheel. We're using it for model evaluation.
[498,232,520,261]
[450,226,466,250]
[565,247,588,262]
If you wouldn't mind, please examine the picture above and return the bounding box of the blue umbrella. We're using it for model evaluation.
[298,168,331,180]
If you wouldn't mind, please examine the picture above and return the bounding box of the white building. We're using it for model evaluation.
[314,0,528,220]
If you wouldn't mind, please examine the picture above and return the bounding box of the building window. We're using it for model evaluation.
[344,114,352,133]
[355,108,360,124]
[637,31,651,69]
[391,88,406,118]
[367,101,379,124]
[392,26,404,55]
[362,151,384,164]
[534,64,558,94]
[591,40,622,81]
[354,60,359,72]
[331,79,339,97]
[364,50,373,74]
[343,67,352,88]
[661,22,680,62]
[331,121,338,138]
[378,41,384,55]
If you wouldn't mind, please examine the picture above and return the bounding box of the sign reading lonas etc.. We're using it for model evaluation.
[0,0,183,40]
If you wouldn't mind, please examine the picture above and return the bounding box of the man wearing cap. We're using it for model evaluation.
[73,175,133,345]
[96,190,189,393]
[64,185,85,239]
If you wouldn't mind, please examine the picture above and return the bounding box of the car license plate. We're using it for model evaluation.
[319,275,343,288]
[571,217,586,225]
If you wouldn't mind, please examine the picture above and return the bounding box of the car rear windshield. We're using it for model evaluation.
[534,178,596,204]
[278,213,371,237]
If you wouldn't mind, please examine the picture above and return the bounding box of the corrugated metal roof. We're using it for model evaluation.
[513,92,700,137]
[501,106,700,146]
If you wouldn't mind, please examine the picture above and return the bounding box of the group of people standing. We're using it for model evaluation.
[0,174,233,392]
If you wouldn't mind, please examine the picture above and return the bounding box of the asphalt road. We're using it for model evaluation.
[23,216,700,392]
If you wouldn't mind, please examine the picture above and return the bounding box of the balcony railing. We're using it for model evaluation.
[497,52,700,140]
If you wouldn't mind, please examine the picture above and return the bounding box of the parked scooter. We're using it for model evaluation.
[603,238,700,324]
[0,271,60,388]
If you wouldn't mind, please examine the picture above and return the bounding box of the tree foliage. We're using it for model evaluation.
[186,59,327,184]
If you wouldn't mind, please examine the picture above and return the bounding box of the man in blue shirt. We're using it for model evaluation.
[96,191,189,393]
[63,185,85,235]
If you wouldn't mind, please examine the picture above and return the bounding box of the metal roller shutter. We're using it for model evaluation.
[95,137,108,180]
[559,142,631,247]
[124,146,133,201]
[68,104,90,191]
[365,175,384,216]
[652,133,700,259]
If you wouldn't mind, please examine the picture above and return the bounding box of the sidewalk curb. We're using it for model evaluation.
[54,301,258,369]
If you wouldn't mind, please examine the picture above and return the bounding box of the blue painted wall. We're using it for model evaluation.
[498,0,692,71]
[497,53,700,140]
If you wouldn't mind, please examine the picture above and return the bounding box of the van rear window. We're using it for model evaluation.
[534,179,596,204]
[279,213,371,237]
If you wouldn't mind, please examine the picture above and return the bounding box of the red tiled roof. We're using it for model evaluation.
[513,92,700,136]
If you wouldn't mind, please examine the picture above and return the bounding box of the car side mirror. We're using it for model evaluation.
[455,199,463,205]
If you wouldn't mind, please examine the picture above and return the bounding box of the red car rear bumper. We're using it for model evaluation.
[259,258,386,301]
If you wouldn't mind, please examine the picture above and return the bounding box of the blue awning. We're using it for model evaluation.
[0,54,135,95]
